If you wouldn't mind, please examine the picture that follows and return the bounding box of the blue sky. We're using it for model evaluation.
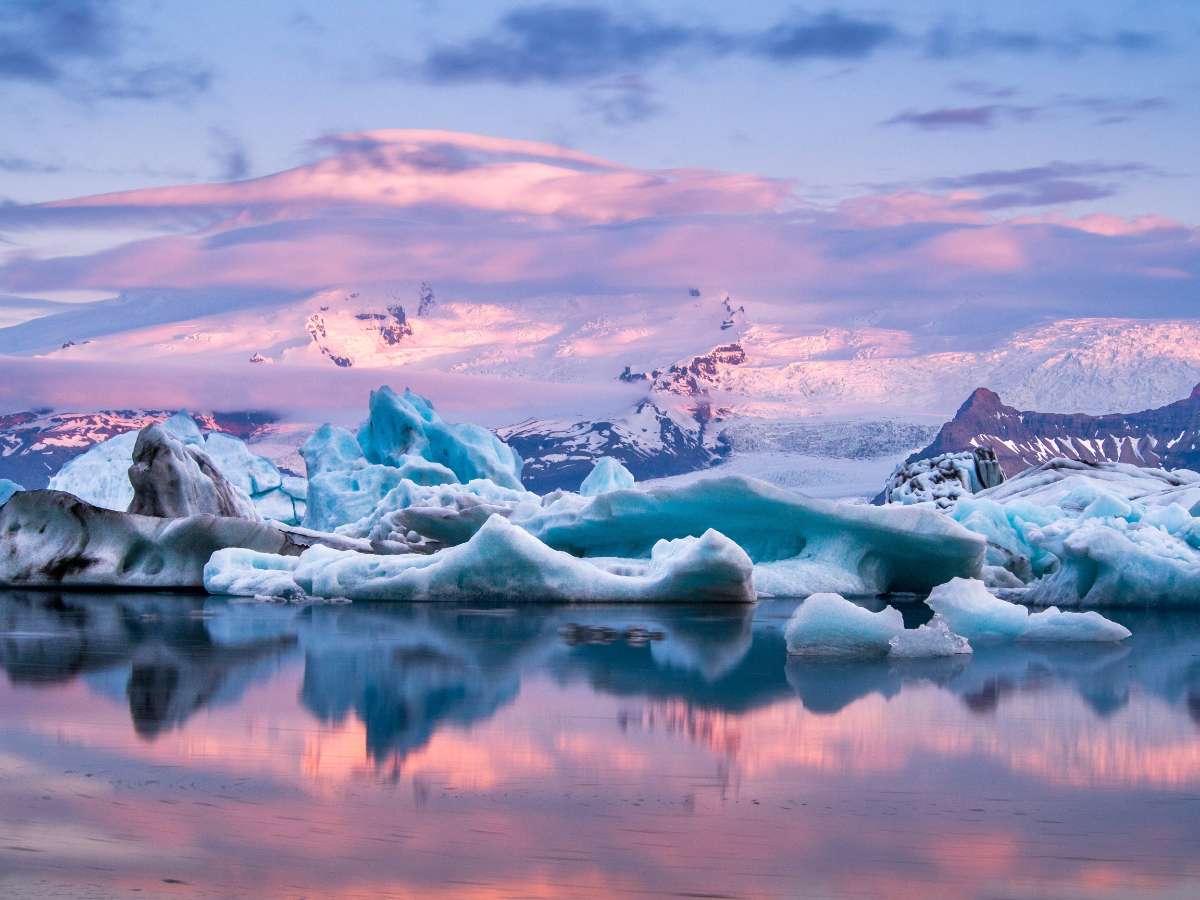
[2,0,1196,219]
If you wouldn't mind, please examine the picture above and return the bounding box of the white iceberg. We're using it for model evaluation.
[47,411,303,524]
[950,459,1200,606]
[206,514,756,604]
[579,456,635,497]
[128,424,260,520]
[785,592,972,658]
[927,577,1130,642]
[784,593,904,656]
[48,411,203,511]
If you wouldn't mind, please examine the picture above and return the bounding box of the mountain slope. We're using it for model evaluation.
[911,384,1200,475]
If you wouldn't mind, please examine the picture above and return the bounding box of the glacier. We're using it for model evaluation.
[927,578,1130,642]
[206,515,756,604]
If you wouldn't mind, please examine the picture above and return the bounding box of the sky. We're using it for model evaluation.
[0,0,1196,353]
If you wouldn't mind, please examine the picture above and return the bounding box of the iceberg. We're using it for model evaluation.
[949,459,1200,606]
[785,592,972,658]
[48,411,203,511]
[357,386,523,489]
[128,424,260,520]
[207,514,756,604]
[927,577,1130,642]
[47,411,304,524]
[784,593,904,656]
[881,448,1004,509]
[517,476,984,596]
[0,479,21,507]
[0,490,304,590]
[579,456,635,497]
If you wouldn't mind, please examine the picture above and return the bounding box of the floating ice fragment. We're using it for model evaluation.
[927,577,1129,642]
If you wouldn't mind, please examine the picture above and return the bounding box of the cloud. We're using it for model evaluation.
[0,0,211,103]
[884,104,1037,130]
[421,5,712,85]
[412,6,1165,86]
[0,156,63,175]
[1057,94,1171,125]
[209,128,251,181]
[923,23,1165,58]
[887,94,1169,131]
[580,75,663,125]
[752,12,898,61]
[419,7,901,84]
[0,130,1193,333]
[926,161,1155,210]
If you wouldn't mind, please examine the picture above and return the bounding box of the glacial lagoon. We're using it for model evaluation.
[1,590,1197,899]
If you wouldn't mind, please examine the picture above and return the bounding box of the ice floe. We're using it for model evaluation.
[785,592,972,658]
[927,577,1130,642]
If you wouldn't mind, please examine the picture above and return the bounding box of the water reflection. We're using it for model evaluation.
[1,590,1199,897]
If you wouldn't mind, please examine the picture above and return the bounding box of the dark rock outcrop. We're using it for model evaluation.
[911,384,1200,476]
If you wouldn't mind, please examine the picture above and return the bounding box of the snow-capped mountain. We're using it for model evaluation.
[909,384,1200,476]
[6,277,1200,419]
[0,409,282,488]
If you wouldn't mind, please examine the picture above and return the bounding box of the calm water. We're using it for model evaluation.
[1,590,1198,899]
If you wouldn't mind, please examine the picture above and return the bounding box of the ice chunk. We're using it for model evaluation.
[888,615,972,658]
[203,549,304,600]
[518,476,984,596]
[208,515,756,603]
[1023,517,1200,608]
[927,577,1130,642]
[579,457,635,496]
[303,464,409,533]
[0,479,22,507]
[784,593,904,657]
[0,490,302,590]
[357,386,523,489]
[128,424,260,520]
[950,459,1200,606]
